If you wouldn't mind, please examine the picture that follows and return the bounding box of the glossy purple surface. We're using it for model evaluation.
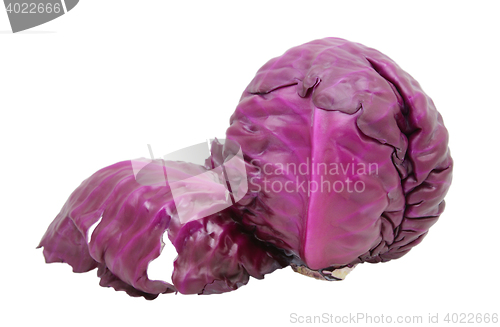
[39,37,452,298]
[227,37,452,270]
[38,160,285,298]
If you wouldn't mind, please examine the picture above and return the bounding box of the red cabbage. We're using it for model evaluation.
[226,37,453,276]
[38,37,452,298]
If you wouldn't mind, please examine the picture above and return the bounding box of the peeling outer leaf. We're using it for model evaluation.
[38,157,288,299]
[168,208,288,295]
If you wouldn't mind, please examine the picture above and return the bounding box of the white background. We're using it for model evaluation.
[1,1,499,326]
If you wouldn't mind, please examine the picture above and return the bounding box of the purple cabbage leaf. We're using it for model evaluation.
[38,37,452,298]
